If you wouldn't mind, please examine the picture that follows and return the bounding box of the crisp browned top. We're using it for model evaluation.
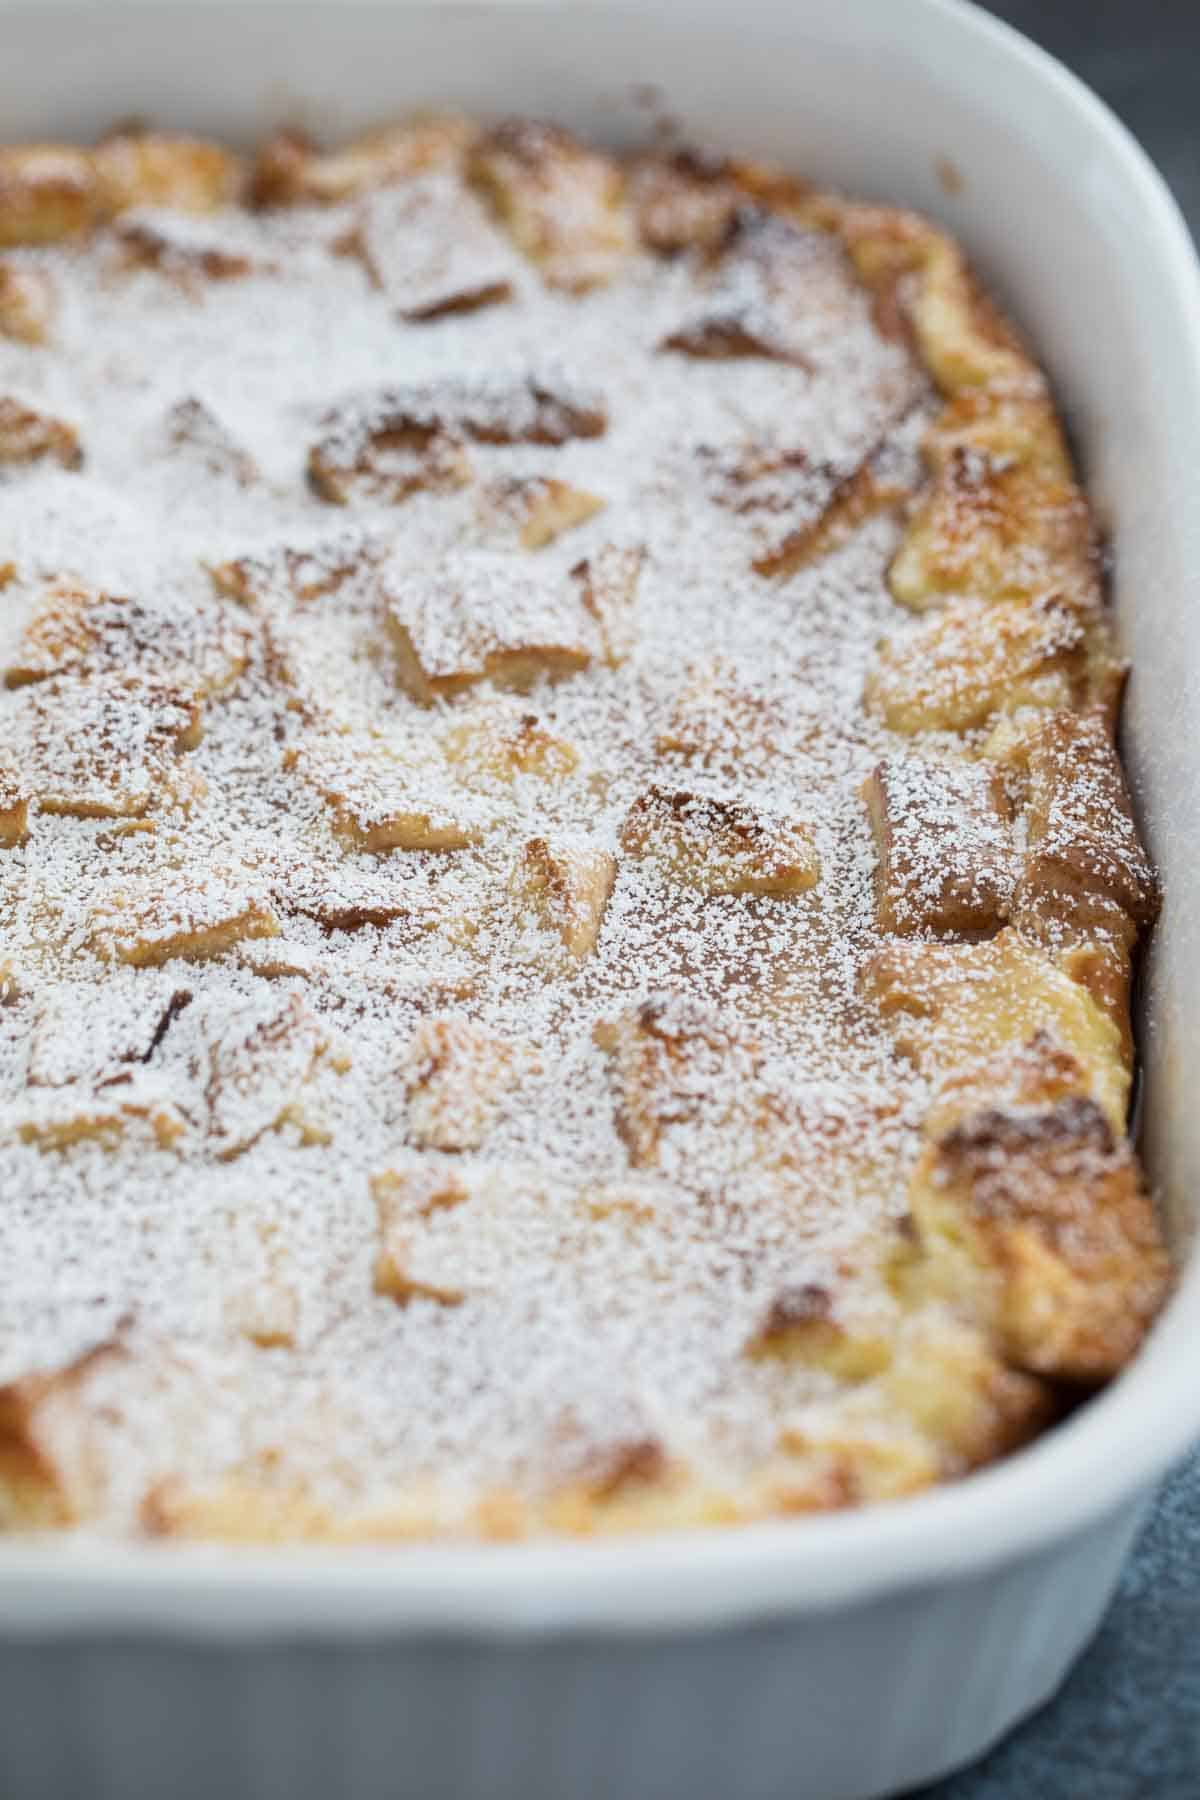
[0,118,1165,1543]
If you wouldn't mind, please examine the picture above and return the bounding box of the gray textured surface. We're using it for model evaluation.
[921,4,1200,1796]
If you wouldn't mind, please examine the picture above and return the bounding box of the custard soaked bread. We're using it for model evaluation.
[0,115,1164,1541]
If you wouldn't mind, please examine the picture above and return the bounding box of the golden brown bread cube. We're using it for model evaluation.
[0,395,81,470]
[509,835,616,962]
[861,926,1129,1131]
[0,1338,129,1527]
[371,1162,473,1305]
[90,131,242,216]
[161,396,260,484]
[285,733,490,854]
[469,119,632,292]
[112,214,257,283]
[0,260,55,344]
[572,544,643,668]
[594,993,760,1170]
[403,1016,520,1152]
[888,452,1099,613]
[476,474,605,550]
[383,551,599,705]
[747,442,915,580]
[0,758,29,848]
[443,701,579,785]
[1012,710,1159,941]
[309,374,605,507]
[6,581,249,699]
[921,384,1071,482]
[655,657,786,770]
[745,1283,892,1381]
[13,1087,185,1154]
[662,209,856,369]
[862,753,1015,935]
[88,874,280,967]
[863,594,1091,734]
[351,172,516,320]
[619,785,819,897]
[921,1027,1095,1140]
[206,991,335,1158]
[11,671,204,819]
[251,114,475,207]
[209,525,385,610]
[907,1097,1168,1381]
[0,145,96,247]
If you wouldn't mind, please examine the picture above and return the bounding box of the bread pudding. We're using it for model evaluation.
[0,118,1166,1541]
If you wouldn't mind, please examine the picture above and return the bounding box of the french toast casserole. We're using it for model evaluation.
[0,117,1168,1542]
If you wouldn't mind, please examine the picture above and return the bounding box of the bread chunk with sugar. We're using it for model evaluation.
[862,753,1016,935]
[509,835,616,962]
[476,474,605,550]
[10,672,204,818]
[1011,710,1159,941]
[205,990,338,1159]
[864,594,1091,733]
[0,396,81,470]
[662,210,858,369]
[403,1016,522,1151]
[251,114,474,207]
[0,145,95,246]
[0,261,55,344]
[285,732,491,853]
[6,581,249,699]
[350,172,517,320]
[87,874,280,967]
[905,1099,1168,1381]
[620,786,819,896]
[862,927,1129,1131]
[594,994,761,1170]
[383,551,600,704]
[469,119,632,292]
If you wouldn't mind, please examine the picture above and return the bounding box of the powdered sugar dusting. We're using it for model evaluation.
[0,165,958,1533]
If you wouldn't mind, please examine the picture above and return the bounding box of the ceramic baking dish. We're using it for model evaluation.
[1,2,1199,1796]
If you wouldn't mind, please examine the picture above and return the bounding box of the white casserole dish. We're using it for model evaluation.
[1,2,1199,1795]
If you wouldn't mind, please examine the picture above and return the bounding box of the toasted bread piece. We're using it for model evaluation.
[620,786,819,896]
[0,758,29,847]
[573,544,643,668]
[712,438,915,580]
[655,657,786,769]
[443,699,579,785]
[662,210,856,368]
[13,1085,185,1154]
[594,993,761,1169]
[476,474,605,550]
[889,452,1099,612]
[510,835,616,962]
[906,1098,1168,1381]
[404,1016,520,1151]
[251,114,475,207]
[0,260,55,344]
[862,926,1129,1131]
[864,594,1091,734]
[0,395,81,470]
[29,978,192,1087]
[88,874,280,967]
[309,374,605,503]
[351,172,516,319]
[383,550,599,704]
[0,1338,130,1527]
[371,1161,473,1304]
[6,581,249,699]
[209,525,385,609]
[745,1283,892,1381]
[112,213,257,282]
[1011,710,1159,941]
[160,397,260,483]
[285,732,490,853]
[0,145,95,247]
[862,753,1015,935]
[12,671,204,819]
[206,991,336,1158]
[91,132,242,216]
[469,119,632,292]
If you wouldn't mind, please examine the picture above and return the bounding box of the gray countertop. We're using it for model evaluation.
[921,5,1199,1796]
